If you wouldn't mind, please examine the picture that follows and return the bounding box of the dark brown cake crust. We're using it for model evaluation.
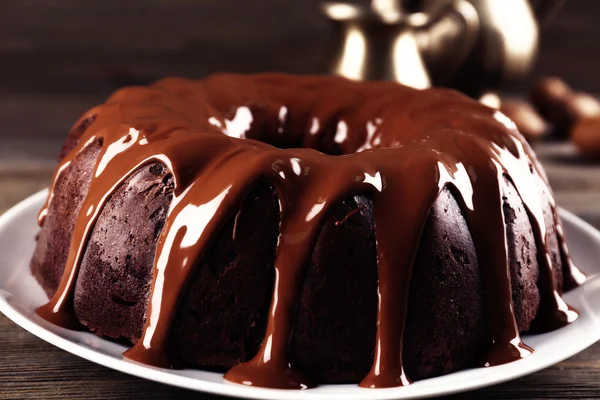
[73,162,173,342]
[170,183,279,368]
[292,195,378,383]
[31,139,102,297]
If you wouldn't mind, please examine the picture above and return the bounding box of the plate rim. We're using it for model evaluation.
[1,189,600,400]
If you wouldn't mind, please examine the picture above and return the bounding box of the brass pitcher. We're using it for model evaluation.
[322,0,566,96]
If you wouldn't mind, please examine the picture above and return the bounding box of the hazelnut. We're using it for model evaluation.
[530,76,572,122]
[571,117,600,160]
[563,92,600,127]
[500,99,547,143]
[531,76,600,136]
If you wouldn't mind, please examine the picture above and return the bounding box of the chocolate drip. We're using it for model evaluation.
[456,157,532,367]
[36,73,585,389]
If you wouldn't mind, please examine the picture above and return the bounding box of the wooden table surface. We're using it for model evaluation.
[1,1,600,399]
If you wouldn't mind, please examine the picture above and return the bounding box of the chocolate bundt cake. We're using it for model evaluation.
[31,73,585,389]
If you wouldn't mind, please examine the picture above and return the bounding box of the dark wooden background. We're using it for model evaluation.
[1,1,600,399]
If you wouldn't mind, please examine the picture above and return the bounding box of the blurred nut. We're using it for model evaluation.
[563,92,600,128]
[571,117,600,160]
[530,77,600,136]
[530,76,572,122]
[500,99,547,142]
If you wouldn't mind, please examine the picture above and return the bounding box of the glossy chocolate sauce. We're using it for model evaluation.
[36,73,585,389]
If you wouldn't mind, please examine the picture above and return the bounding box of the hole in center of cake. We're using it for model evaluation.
[222,106,370,156]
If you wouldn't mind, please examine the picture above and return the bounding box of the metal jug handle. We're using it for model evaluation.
[415,0,480,85]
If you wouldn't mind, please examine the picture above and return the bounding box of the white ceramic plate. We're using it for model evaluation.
[1,190,600,400]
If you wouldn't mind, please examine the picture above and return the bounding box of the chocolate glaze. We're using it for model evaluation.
[35,73,585,389]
